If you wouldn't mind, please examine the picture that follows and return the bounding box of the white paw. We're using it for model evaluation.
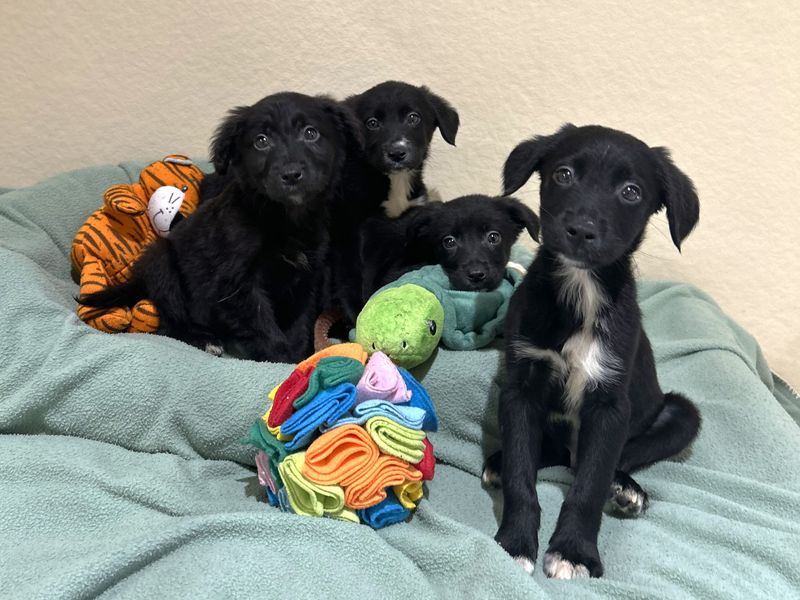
[609,482,647,516]
[204,343,224,357]
[514,555,535,575]
[543,552,590,579]
[481,466,501,488]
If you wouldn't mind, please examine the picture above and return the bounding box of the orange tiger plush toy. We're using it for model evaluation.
[71,154,205,333]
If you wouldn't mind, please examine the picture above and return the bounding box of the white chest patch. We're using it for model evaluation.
[555,258,620,414]
[382,170,415,218]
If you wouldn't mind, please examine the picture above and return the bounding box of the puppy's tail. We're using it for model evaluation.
[78,276,146,309]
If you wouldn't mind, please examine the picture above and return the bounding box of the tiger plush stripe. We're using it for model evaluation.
[70,155,205,333]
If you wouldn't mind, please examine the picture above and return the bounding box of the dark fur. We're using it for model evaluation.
[79,92,361,362]
[486,124,702,578]
[360,194,539,295]
[328,81,460,324]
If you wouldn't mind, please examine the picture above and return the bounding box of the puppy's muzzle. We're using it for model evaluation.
[384,140,413,169]
[561,211,603,251]
[280,163,304,187]
[467,269,487,283]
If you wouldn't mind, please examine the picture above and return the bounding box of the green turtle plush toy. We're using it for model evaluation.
[355,284,444,369]
[354,261,526,369]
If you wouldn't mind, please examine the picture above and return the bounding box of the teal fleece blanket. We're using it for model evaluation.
[2,162,800,599]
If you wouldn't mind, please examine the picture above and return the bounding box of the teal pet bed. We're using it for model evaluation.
[1,161,799,599]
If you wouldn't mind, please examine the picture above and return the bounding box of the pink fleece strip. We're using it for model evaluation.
[255,450,278,494]
[356,351,412,404]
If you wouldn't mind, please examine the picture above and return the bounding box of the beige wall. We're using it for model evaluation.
[1,1,798,387]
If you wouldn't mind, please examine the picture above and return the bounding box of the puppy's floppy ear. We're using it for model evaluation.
[502,123,576,195]
[651,147,700,251]
[497,196,541,242]
[209,105,250,176]
[322,98,365,154]
[422,86,460,146]
[407,203,441,243]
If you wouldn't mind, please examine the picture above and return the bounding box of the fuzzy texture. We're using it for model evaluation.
[358,194,539,308]
[355,284,444,369]
[373,264,524,352]
[327,81,459,325]
[1,2,798,387]
[70,154,204,333]
[1,163,800,597]
[494,126,702,578]
[78,93,361,362]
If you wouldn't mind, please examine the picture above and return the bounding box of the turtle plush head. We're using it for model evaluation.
[355,284,444,369]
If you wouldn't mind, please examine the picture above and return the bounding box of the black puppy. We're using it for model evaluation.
[328,81,460,325]
[346,80,460,217]
[361,194,540,295]
[79,92,361,362]
[485,125,701,579]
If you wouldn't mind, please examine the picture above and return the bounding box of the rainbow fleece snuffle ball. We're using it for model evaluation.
[244,342,439,529]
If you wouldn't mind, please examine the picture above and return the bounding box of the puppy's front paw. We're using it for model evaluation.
[204,342,224,357]
[544,537,603,578]
[495,524,538,576]
[609,471,649,517]
[543,552,591,579]
[514,555,536,575]
[481,451,503,488]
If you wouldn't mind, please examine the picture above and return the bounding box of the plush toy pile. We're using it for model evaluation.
[245,342,439,529]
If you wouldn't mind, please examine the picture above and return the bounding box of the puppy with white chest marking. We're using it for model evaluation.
[484,124,702,579]
[327,80,460,324]
[345,80,460,218]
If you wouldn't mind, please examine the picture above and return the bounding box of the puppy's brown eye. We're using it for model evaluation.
[365,117,380,131]
[553,167,573,186]
[487,231,501,245]
[304,126,319,141]
[407,112,421,126]
[620,183,642,203]
[442,235,457,249]
[254,134,270,150]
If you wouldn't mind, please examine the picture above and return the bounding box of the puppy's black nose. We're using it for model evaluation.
[564,220,598,243]
[280,165,304,185]
[468,270,487,282]
[387,143,408,163]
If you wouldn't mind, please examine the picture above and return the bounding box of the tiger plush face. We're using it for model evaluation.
[139,155,204,237]
[147,185,188,237]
